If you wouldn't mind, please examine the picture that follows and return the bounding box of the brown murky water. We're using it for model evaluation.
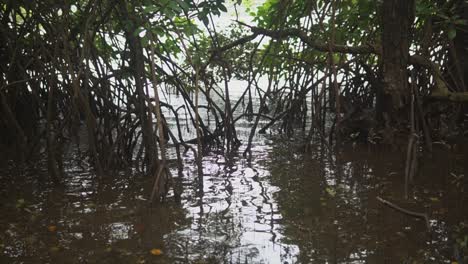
[1,134,467,263]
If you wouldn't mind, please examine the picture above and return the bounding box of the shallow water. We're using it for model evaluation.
[1,133,467,263]
[1,80,467,264]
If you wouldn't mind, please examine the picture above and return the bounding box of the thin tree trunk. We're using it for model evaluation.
[118,0,157,172]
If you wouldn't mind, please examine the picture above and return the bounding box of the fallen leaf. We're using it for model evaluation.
[150,248,162,256]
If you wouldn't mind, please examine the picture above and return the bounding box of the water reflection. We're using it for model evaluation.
[269,140,468,263]
[1,135,467,263]
[165,143,299,263]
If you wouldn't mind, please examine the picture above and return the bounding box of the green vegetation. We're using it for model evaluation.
[1,0,467,198]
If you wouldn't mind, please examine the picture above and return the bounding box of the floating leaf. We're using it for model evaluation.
[47,225,57,232]
[150,248,163,256]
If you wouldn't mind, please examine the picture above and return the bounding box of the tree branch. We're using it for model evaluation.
[248,26,378,54]
[215,24,468,103]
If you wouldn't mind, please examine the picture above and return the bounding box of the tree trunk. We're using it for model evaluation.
[452,0,468,92]
[378,0,415,137]
[117,1,157,172]
[453,0,468,121]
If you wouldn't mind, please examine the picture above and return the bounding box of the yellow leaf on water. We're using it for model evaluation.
[47,225,57,232]
[150,248,162,256]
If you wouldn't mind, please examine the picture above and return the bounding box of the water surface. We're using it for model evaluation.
[1,134,467,263]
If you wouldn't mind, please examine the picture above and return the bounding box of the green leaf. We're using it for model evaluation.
[141,35,150,47]
[175,0,190,12]
[448,27,456,40]
[134,26,146,37]
[201,15,209,26]
[219,4,227,12]
[152,26,165,37]
[143,5,159,14]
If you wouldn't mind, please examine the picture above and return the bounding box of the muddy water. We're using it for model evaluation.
[1,133,467,263]
[0,87,467,263]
